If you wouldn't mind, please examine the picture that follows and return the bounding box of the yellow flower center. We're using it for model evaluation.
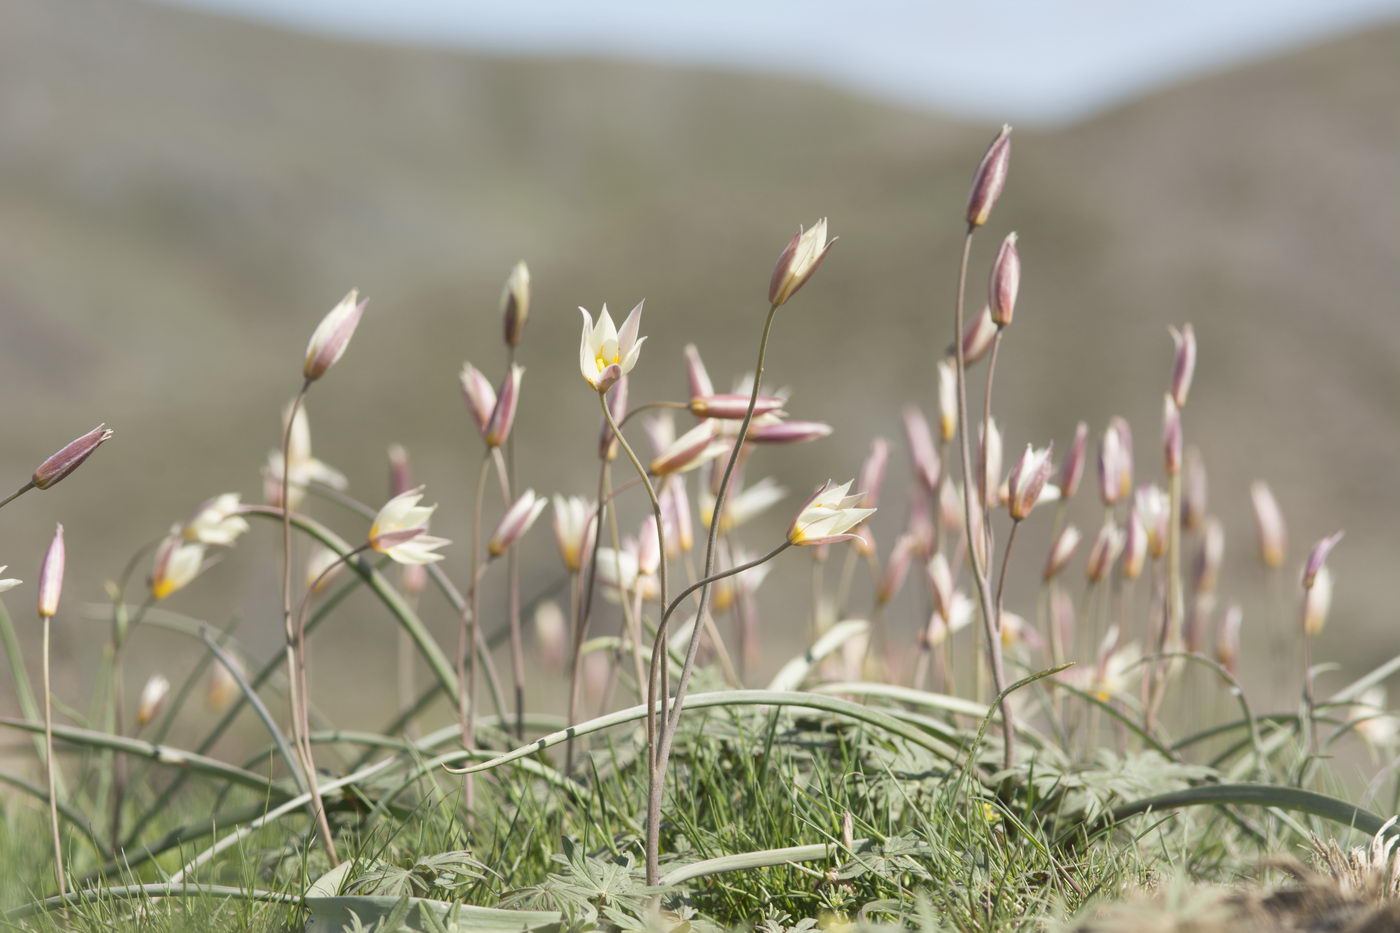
[595,352,620,373]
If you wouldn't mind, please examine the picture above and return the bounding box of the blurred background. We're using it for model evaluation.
[2,0,1398,745]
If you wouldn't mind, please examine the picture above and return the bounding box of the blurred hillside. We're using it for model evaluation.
[1,0,1397,731]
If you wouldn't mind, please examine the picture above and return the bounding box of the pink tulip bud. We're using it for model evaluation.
[484,363,524,448]
[876,534,918,605]
[745,420,832,445]
[958,306,998,365]
[1043,524,1082,581]
[37,524,64,619]
[1085,520,1122,584]
[1216,604,1242,675]
[1183,447,1208,532]
[901,407,941,492]
[303,290,366,382]
[988,233,1020,327]
[32,425,114,491]
[1194,518,1225,596]
[1250,481,1287,570]
[1057,422,1088,503]
[1303,531,1343,590]
[689,394,785,420]
[966,124,1011,228]
[1169,323,1196,409]
[459,363,497,437]
[489,490,548,558]
[768,219,835,306]
[684,344,715,399]
[1007,443,1053,521]
[500,261,530,347]
[598,376,629,461]
[858,438,890,510]
[1162,395,1182,476]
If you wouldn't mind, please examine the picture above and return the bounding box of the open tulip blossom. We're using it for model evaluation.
[369,488,451,565]
[787,480,876,547]
[579,302,646,392]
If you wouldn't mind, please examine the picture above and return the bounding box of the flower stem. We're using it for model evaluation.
[952,229,1016,770]
[42,614,66,898]
[0,480,34,511]
[505,345,526,741]
[460,452,493,811]
[647,300,781,886]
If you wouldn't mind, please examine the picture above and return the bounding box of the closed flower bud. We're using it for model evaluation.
[788,480,875,547]
[303,289,366,382]
[979,419,1002,510]
[1134,485,1169,560]
[958,306,998,365]
[551,495,594,573]
[689,394,785,420]
[858,438,890,510]
[32,424,114,490]
[151,527,205,600]
[1043,524,1082,581]
[484,363,524,448]
[651,421,726,476]
[459,363,497,437]
[1098,423,1124,506]
[1086,520,1123,584]
[936,360,958,442]
[966,124,1011,228]
[1007,443,1053,521]
[1182,447,1208,532]
[1169,323,1196,409]
[988,233,1020,327]
[745,419,833,445]
[1303,531,1343,590]
[768,219,835,307]
[1301,566,1333,637]
[136,674,170,727]
[1250,481,1287,569]
[37,524,65,619]
[1216,604,1242,675]
[1162,395,1182,476]
[1057,422,1088,503]
[1194,518,1225,595]
[926,553,955,622]
[489,490,548,558]
[1120,514,1148,581]
[500,261,530,347]
[876,534,918,605]
[901,407,941,492]
[684,344,715,399]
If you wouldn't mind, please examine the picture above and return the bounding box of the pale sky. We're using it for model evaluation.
[156,0,1400,123]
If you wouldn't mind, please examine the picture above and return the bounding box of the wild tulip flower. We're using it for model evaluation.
[745,418,833,445]
[876,534,919,605]
[1303,531,1343,590]
[1098,423,1125,506]
[902,407,941,492]
[650,421,726,476]
[1120,513,1148,580]
[32,425,114,491]
[1043,524,1082,581]
[598,377,629,461]
[135,674,170,727]
[1250,481,1288,569]
[689,394,785,420]
[264,404,346,509]
[501,261,530,347]
[1183,447,1208,531]
[1085,520,1123,584]
[1302,566,1333,637]
[958,306,998,365]
[1162,395,1182,476]
[1169,323,1196,409]
[369,489,451,565]
[484,363,524,448]
[1134,485,1169,559]
[579,302,646,392]
[936,360,958,442]
[489,490,548,558]
[979,419,1003,509]
[37,525,64,619]
[684,344,715,398]
[769,219,834,306]
[184,493,249,546]
[303,289,366,382]
[151,528,205,601]
[788,480,876,547]
[1058,422,1089,502]
[1352,688,1399,752]
[636,515,661,577]
[1111,417,1135,500]
[988,233,1020,327]
[966,125,1011,227]
[534,601,568,669]
[1007,444,1053,521]
[926,553,956,622]
[1194,518,1225,595]
[459,363,497,436]
[551,495,594,572]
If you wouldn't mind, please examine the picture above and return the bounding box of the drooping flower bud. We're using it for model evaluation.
[1169,323,1196,409]
[689,394,785,420]
[37,524,65,619]
[1162,395,1182,476]
[684,344,714,399]
[484,363,524,448]
[1216,604,1242,675]
[768,219,835,307]
[988,233,1020,327]
[745,419,833,445]
[1250,481,1287,570]
[1057,422,1088,503]
[303,289,366,382]
[1303,531,1343,591]
[1182,447,1208,532]
[1085,520,1123,584]
[1043,524,1082,581]
[489,491,548,559]
[966,125,1011,228]
[501,261,530,347]
[459,363,497,437]
[32,425,114,491]
[936,360,958,442]
[858,438,890,510]
[136,674,171,727]
[1007,443,1053,521]
[902,407,941,492]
